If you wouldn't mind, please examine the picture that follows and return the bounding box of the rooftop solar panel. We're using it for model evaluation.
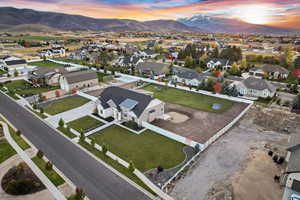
[119,98,138,110]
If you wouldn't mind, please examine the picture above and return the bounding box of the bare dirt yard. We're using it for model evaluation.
[152,102,248,144]
[170,105,295,200]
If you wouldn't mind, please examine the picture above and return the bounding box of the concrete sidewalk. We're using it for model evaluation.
[0,121,66,200]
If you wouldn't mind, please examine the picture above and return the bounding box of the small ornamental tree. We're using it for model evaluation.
[32,104,37,110]
[39,107,44,114]
[79,131,85,143]
[37,150,44,158]
[157,165,164,174]
[45,161,53,171]
[16,130,21,136]
[75,187,85,200]
[128,161,135,173]
[102,143,108,155]
[58,118,64,127]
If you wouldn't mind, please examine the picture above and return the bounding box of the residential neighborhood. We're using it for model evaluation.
[0,3,300,200]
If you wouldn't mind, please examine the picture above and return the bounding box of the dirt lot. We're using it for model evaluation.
[170,106,290,200]
[152,102,248,144]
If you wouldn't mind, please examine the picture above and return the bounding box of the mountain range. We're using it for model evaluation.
[177,15,296,34]
[0,7,296,34]
[0,7,201,33]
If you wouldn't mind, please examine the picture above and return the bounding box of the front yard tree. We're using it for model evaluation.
[102,143,108,155]
[157,165,164,174]
[128,161,135,173]
[58,118,64,127]
[45,161,53,171]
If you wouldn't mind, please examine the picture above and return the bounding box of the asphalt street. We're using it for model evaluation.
[0,93,151,200]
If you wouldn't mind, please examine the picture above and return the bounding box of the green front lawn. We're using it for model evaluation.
[32,156,65,186]
[0,140,16,164]
[79,141,156,195]
[67,116,103,133]
[142,84,234,113]
[0,69,7,75]
[28,60,64,68]
[4,80,58,96]
[57,127,77,139]
[43,96,90,115]
[0,117,30,150]
[89,125,185,172]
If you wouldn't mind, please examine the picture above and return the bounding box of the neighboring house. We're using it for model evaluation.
[97,86,165,125]
[136,62,169,77]
[0,56,29,76]
[206,58,232,71]
[70,49,90,61]
[173,69,208,86]
[117,56,143,67]
[249,64,290,80]
[40,47,66,58]
[59,70,98,92]
[135,49,158,59]
[30,67,68,86]
[282,134,300,199]
[234,77,276,98]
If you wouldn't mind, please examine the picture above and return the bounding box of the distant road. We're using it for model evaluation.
[0,93,151,200]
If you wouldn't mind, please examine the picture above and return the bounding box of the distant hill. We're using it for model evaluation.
[0,24,59,32]
[0,7,202,33]
[178,15,296,34]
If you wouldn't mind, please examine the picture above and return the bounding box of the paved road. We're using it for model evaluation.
[0,93,151,200]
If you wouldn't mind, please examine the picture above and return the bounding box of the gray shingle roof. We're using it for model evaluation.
[286,134,300,173]
[206,58,232,66]
[261,64,289,74]
[99,86,154,117]
[242,77,276,92]
[137,62,169,75]
[64,70,97,84]
[176,69,207,81]
[34,67,67,78]
[5,59,26,66]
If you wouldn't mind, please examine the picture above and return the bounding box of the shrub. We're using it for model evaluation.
[79,131,85,143]
[74,187,85,200]
[273,155,278,163]
[32,104,37,110]
[276,99,281,105]
[102,143,108,155]
[58,118,64,127]
[268,150,273,157]
[128,161,135,173]
[157,165,164,174]
[39,107,44,114]
[37,150,44,159]
[16,130,21,136]
[45,161,53,171]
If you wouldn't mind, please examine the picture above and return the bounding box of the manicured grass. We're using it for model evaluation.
[0,117,30,150]
[28,60,64,68]
[4,80,58,96]
[57,127,77,139]
[43,96,90,115]
[0,140,16,164]
[89,125,186,172]
[142,84,234,113]
[0,69,7,75]
[79,141,156,196]
[67,116,103,133]
[32,156,65,186]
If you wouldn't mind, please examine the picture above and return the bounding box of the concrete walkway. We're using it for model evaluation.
[46,101,96,127]
[0,121,66,200]
[85,122,114,137]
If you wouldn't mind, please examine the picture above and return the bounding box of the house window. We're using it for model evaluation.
[100,109,103,114]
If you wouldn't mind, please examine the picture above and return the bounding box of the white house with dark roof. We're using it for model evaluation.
[282,134,300,199]
[59,70,98,92]
[40,47,66,58]
[233,77,276,98]
[173,68,208,86]
[206,58,232,71]
[116,55,143,67]
[135,49,158,59]
[0,56,32,76]
[97,86,164,125]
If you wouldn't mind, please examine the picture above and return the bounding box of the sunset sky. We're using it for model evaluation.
[1,0,300,28]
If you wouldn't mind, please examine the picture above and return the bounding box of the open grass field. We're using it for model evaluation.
[4,80,58,96]
[28,60,64,68]
[89,125,186,172]
[67,116,103,133]
[142,84,234,113]
[79,141,156,195]
[32,156,65,186]
[43,96,90,115]
[0,140,16,164]
[0,35,66,41]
